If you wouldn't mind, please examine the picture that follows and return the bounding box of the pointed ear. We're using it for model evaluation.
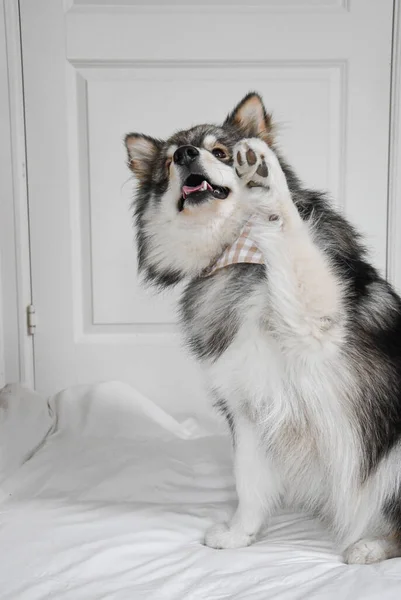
[124,134,162,181]
[224,92,274,144]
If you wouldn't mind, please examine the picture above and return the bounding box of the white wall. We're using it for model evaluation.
[0,0,400,391]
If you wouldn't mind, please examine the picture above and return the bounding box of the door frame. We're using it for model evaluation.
[1,0,401,389]
[387,0,401,293]
[0,0,33,388]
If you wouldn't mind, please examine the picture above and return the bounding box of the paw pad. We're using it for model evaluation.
[234,140,270,189]
[246,148,257,166]
[256,161,268,177]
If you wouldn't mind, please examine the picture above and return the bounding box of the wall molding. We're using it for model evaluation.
[69,58,348,70]
[66,0,350,14]
[68,59,346,335]
[0,0,34,386]
[387,0,401,292]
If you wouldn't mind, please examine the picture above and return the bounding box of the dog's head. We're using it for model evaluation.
[125,92,274,287]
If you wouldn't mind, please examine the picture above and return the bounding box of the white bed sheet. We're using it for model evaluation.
[1,381,401,599]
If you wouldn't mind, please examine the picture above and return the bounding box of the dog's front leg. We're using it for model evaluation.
[235,139,343,356]
[204,416,282,549]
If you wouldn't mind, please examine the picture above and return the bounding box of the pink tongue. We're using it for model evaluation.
[182,181,213,198]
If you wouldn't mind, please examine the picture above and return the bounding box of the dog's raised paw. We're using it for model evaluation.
[233,137,297,230]
[234,138,271,189]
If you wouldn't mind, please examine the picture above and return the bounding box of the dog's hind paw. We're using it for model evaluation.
[343,538,400,564]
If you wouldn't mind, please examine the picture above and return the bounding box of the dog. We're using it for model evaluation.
[124,93,401,564]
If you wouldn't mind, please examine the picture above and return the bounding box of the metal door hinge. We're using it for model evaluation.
[27,304,37,335]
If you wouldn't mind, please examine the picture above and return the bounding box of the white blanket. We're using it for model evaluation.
[1,382,400,599]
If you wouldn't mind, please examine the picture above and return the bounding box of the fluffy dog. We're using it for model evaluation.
[125,93,401,564]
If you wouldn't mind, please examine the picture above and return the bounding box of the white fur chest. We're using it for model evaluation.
[206,305,283,419]
[204,287,356,502]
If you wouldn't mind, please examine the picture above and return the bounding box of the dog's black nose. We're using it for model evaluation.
[173,145,199,166]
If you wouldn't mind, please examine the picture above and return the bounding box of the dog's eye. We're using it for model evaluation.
[212,148,227,160]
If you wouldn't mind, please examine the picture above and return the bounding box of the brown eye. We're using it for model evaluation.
[212,147,227,160]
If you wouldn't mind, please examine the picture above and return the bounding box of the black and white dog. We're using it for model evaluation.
[125,93,401,564]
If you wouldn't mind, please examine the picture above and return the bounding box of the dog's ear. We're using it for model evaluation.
[125,134,162,181]
[224,92,274,144]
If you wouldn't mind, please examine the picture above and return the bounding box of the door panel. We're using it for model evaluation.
[20,0,393,411]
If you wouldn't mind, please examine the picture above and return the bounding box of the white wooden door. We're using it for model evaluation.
[20,0,394,412]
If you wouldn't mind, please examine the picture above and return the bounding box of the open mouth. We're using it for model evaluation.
[178,174,230,211]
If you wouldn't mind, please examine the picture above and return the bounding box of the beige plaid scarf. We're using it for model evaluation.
[203,218,264,277]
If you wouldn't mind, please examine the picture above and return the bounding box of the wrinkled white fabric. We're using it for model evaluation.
[0,381,400,599]
[0,383,55,486]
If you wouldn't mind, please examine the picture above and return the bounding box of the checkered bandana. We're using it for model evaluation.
[202,218,264,277]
